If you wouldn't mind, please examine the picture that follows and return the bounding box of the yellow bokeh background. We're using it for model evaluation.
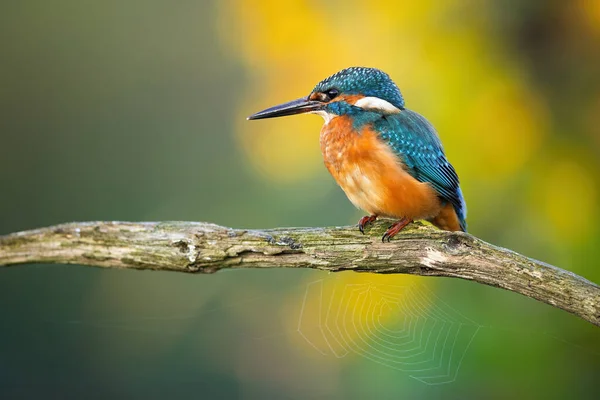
[3,0,600,397]
[217,0,600,359]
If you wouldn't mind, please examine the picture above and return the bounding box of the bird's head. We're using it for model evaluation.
[247,67,405,122]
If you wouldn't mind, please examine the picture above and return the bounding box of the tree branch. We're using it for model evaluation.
[1,220,599,326]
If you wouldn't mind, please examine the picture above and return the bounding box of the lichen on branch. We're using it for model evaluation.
[1,220,599,327]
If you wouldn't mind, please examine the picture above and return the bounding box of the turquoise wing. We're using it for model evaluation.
[374,109,467,231]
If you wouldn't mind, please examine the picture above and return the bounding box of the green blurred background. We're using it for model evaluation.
[1,0,600,398]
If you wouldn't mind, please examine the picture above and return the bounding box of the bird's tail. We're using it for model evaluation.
[454,187,467,232]
[431,188,467,232]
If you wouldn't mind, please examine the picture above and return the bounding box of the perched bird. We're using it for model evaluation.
[248,67,466,241]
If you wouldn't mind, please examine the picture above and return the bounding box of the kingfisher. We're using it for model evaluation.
[248,67,466,241]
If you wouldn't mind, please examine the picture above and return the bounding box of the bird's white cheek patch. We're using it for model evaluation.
[353,96,401,114]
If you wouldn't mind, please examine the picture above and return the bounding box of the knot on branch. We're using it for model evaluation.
[1,220,599,327]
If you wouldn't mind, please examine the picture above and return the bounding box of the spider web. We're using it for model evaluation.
[297,278,482,385]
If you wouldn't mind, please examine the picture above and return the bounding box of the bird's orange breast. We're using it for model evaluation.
[320,116,442,220]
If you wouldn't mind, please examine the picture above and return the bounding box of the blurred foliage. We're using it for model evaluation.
[1,0,600,399]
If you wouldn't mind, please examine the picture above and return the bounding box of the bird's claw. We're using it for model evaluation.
[358,215,377,234]
[381,218,412,242]
[382,230,392,242]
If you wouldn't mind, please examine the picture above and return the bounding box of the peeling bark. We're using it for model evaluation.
[1,220,599,326]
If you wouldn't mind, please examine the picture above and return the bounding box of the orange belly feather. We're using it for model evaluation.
[320,115,451,226]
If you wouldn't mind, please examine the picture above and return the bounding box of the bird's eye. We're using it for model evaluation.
[326,88,339,100]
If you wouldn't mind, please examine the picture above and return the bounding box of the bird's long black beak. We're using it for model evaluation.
[247,97,323,120]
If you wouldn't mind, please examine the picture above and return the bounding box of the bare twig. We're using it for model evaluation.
[1,220,598,326]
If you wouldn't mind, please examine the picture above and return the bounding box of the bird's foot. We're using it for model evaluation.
[358,215,377,234]
[382,217,412,242]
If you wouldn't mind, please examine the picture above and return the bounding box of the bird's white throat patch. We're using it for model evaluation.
[311,110,336,124]
[353,96,401,114]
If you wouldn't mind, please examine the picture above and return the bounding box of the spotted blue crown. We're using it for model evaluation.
[313,67,405,109]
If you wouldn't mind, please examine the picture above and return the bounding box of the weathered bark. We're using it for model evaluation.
[1,220,599,326]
